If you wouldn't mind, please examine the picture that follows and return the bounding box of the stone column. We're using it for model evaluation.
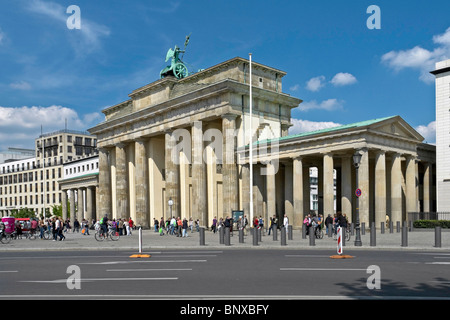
[135,139,149,228]
[192,121,207,226]
[165,130,179,219]
[341,156,352,222]
[323,153,334,217]
[115,143,128,220]
[374,150,387,225]
[222,114,238,217]
[86,186,94,221]
[77,188,84,220]
[241,164,251,219]
[303,166,310,216]
[390,153,402,223]
[284,163,294,226]
[359,148,370,225]
[406,155,417,218]
[69,189,75,224]
[293,157,304,228]
[98,148,111,219]
[266,162,276,220]
[423,162,432,212]
[62,189,68,221]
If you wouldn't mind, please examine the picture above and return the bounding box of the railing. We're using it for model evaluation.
[408,212,450,221]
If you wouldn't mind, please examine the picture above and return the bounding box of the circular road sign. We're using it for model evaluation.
[355,188,362,197]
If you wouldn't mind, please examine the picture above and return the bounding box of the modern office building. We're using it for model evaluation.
[0,129,97,217]
[431,59,450,212]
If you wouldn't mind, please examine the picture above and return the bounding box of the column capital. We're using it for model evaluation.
[221,113,238,121]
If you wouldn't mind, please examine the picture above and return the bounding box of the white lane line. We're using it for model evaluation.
[106,268,192,272]
[426,262,450,265]
[20,277,178,283]
[79,260,207,265]
[281,268,367,271]
[0,271,18,273]
[285,255,332,258]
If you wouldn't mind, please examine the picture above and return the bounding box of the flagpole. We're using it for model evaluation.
[249,53,253,223]
[41,125,46,219]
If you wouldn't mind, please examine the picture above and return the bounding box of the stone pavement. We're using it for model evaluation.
[0,227,448,252]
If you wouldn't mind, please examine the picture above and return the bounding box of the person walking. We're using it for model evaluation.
[182,218,188,237]
[283,214,289,233]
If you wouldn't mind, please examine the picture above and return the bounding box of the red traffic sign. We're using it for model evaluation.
[355,188,362,197]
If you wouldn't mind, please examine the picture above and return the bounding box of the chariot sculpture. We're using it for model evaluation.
[160,34,191,79]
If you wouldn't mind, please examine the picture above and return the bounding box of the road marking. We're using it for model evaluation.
[79,260,207,265]
[106,268,192,272]
[0,271,18,273]
[280,268,367,271]
[426,262,450,265]
[20,277,178,283]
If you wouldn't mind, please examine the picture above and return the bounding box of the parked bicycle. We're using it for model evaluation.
[333,225,351,242]
[0,230,11,244]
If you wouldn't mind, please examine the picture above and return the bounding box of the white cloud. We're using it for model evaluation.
[330,73,357,86]
[415,121,436,144]
[9,81,32,90]
[381,27,450,83]
[289,118,342,135]
[298,98,344,112]
[305,75,326,92]
[0,105,102,149]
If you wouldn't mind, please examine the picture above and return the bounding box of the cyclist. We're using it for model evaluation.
[100,214,109,237]
[334,211,347,233]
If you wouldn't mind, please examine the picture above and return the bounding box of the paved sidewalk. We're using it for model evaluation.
[0,227,448,252]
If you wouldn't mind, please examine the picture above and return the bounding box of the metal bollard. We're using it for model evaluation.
[199,227,205,246]
[288,225,293,240]
[258,227,262,242]
[239,228,244,243]
[302,226,307,239]
[309,226,315,246]
[435,226,442,248]
[342,227,346,246]
[281,227,287,246]
[224,227,230,246]
[253,228,258,246]
[370,222,376,247]
[273,227,278,241]
[390,221,393,233]
[361,222,365,235]
[219,227,224,244]
[380,222,385,234]
[328,223,332,238]
[396,221,400,233]
[401,226,408,247]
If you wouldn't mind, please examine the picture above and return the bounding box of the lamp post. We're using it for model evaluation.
[168,197,173,219]
[353,151,363,246]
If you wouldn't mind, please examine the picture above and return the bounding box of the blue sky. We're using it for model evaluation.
[0,0,449,149]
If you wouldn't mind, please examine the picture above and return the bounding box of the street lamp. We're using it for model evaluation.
[168,197,173,219]
[353,150,363,246]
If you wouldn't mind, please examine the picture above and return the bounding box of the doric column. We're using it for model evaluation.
[358,148,370,225]
[374,150,387,225]
[135,139,149,228]
[423,162,432,212]
[165,130,179,219]
[115,143,128,220]
[293,157,304,228]
[69,189,75,224]
[222,114,238,217]
[406,155,418,217]
[303,165,310,216]
[390,153,402,223]
[62,189,68,221]
[266,162,276,220]
[341,156,352,222]
[98,148,111,219]
[86,186,94,222]
[284,163,294,226]
[192,121,207,226]
[241,163,250,218]
[77,188,84,220]
[323,152,334,217]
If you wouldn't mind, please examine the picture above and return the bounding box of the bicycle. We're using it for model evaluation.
[95,227,120,241]
[0,230,11,244]
[314,226,324,239]
[333,225,351,242]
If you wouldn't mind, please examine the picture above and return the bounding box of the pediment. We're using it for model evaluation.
[369,116,424,142]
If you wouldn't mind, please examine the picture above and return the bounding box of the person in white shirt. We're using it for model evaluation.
[283,214,289,233]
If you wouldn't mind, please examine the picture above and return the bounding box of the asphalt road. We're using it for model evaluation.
[0,248,449,300]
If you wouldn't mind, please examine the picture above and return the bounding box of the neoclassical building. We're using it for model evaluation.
[88,57,435,229]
